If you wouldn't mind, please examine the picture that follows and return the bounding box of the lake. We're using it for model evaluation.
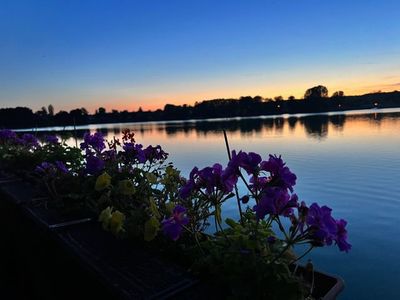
[24,108,400,299]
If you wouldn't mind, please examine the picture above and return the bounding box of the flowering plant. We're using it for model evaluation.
[0,128,350,298]
[167,132,351,298]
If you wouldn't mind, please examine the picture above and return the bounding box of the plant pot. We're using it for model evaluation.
[0,172,93,229]
[291,264,344,300]
[54,222,198,299]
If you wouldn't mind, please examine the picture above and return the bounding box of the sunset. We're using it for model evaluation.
[1,1,400,300]
[1,1,400,112]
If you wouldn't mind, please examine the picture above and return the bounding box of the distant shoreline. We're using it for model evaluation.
[14,107,400,133]
[2,90,400,130]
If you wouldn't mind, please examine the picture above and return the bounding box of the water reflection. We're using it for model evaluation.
[29,110,400,142]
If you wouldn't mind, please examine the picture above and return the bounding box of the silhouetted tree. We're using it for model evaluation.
[332,91,344,98]
[48,104,54,116]
[54,111,70,126]
[97,107,106,115]
[81,107,89,115]
[304,85,329,99]
[274,96,283,101]
[288,96,295,101]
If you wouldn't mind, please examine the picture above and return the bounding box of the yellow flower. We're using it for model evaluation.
[144,216,160,241]
[117,179,135,196]
[98,206,113,230]
[110,210,126,235]
[95,172,112,191]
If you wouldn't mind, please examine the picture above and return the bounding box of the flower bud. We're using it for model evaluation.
[241,195,250,204]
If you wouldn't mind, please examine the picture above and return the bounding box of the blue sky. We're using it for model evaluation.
[1,0,400,112]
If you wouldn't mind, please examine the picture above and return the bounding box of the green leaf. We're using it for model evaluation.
[225,218,238,228]
[144,216,160,241]
[146,172,158,184]
[149,197,161,218]
[165,202,175,214]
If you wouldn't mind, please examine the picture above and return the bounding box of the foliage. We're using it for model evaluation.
[0,128,351,299]
[304,85,329,99]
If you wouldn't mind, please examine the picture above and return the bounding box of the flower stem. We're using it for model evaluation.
[290,245,314,265]
[222,130,243,224]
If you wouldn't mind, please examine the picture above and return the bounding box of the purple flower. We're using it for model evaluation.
[143,145,168,162]
[103,149,117,162]
[85,155,105,175]
[179,167,198,198]
[35,161,68,175]
[0,129,17,143]
[45,135,59,144]
[162,205,189,241]
[80,132,105,153]
[306,203,337,246]
[249,175,269,191]
[254,188,298,219]
[200,163,237,194]
[228,150,262,175]
[123,142,146,163]
[35,162,56,175]
[260,155,297,192]
[20,133,39,148]
[335,219,351,252]
[182,163,238,196]
[55,161,68,174]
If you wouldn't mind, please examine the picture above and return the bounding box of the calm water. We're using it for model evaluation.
[25,108,400,299]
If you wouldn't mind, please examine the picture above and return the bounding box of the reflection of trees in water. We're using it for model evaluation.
[287,117,298,132]
[300,115,329,139]
[28,111,400,142]
[329,115,346,131]
[164,118,272,136]
[274,118,284,134]
[112,127,121,136]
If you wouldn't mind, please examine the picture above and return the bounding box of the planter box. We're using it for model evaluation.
[291,265,345,300]
[0,175,345,299]
[0,175,93,229]
[0,179,35,205]
[54,222,198,299]
[22,203,93,230]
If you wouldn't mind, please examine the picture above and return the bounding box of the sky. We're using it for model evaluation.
[1,0,400,113]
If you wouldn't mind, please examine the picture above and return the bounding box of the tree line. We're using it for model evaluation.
[1,85,400,129]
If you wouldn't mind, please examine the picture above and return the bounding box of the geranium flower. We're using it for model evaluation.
[335,219,351,252]
[162,205,189,241]
[179,167,198,198]
[20,133,39,148]
[306,203,337,246]
[45,135,59,145]
[0,129,17,143]
[123,142,146,163]
[227,150,262,175]
[80,132,105,153]
[143,145,168,162]
[55,161,68,174]
[85,155,105,174]
[260,155,297,191]
[254,188,298,219]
